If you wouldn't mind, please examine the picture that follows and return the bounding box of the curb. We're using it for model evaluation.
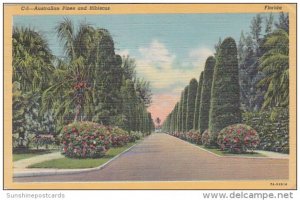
[13,141,141,178]
[166,133,289,160]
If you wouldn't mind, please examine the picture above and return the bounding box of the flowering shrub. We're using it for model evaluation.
[61,122,111,158]
[186,130,202,144]
[32,134,55,150]
[128,131,142,142]
[243,108,289,153]
[217,124,260,153]
[201,129,211,147]
[110,127,130,147]
[168,131,201,145]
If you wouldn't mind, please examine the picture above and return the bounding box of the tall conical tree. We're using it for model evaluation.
[120,79,136,133]
[193,72,204,130]
[174,103,179,132]
[186,78,198,131]
[209,37,242,143]
[147,112,153,135]
[199,56,216,134]
[170,110,174,133]
[181,86,189,132]
[177,91,184,132]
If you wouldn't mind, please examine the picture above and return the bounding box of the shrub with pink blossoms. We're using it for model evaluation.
[201,129,211,147]
[217,124,260,153]
[61,122,111,158]
[110,127,130,147]
[186,130,202,144]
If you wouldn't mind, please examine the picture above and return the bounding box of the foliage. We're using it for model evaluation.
[171,103,179,132]
[238,13,289,112]
[275,12,289,33]
[186,79,198,131]
[32,134,55,150]
[250,14,263,46]
[61,122,111,158]
[193,73,203,130]
[12,26,56,149]
[168,130,201,145]
[110,127,130,147]
[199,56,215,133]
[265,14,274,35]
[201,130,211,147]
[128,131,142,142]
[121,56,137,81]
[242,108,289,153]
[12,26,54,92]
[186,130,202,145]
[13,82,56,149]
[258,29,289,109]
[238,14,266,111]
[209,37,242,143]
[217,124,260,153]
[177,92,184,132]
[135,78,153,107]
[119,79,137,132]
[181,86,189,132]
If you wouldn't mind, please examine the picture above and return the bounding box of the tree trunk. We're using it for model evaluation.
[74,104,81,122]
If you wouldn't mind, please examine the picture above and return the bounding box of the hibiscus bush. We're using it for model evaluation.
[186,130,202,144]
[201,129,211,147]
[168,131,201,145]
[110,127,130,147]
[217,124,260,153]
[61,122,111,158]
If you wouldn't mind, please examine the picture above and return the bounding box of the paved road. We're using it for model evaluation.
[14,133,288,182]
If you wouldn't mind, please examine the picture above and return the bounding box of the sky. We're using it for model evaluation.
[14,13,278,122]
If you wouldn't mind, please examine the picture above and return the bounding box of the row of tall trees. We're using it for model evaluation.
[162,37,240,138]
[162,13,289,148]
[12,19,154,148]
[162,55,216,134]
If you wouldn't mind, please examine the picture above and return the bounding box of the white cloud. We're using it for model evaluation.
[135,39,214,90]
[188,47,214,68]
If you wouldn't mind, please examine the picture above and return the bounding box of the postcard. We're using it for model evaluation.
[3,3,296,189]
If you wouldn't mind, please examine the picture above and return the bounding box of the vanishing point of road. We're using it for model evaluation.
[14,133,288,182]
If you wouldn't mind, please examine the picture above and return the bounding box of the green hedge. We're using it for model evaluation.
[242,107,289,153]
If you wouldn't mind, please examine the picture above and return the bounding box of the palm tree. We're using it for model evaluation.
[43,18,123,123]
[258,29,289,109]
[155,117,161,129]
[42,19,99,122]
[12,27,54,92]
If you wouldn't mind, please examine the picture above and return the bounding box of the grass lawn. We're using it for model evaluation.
[198,145,266,157]
[28,142,137,169]
[13,149,59,161]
